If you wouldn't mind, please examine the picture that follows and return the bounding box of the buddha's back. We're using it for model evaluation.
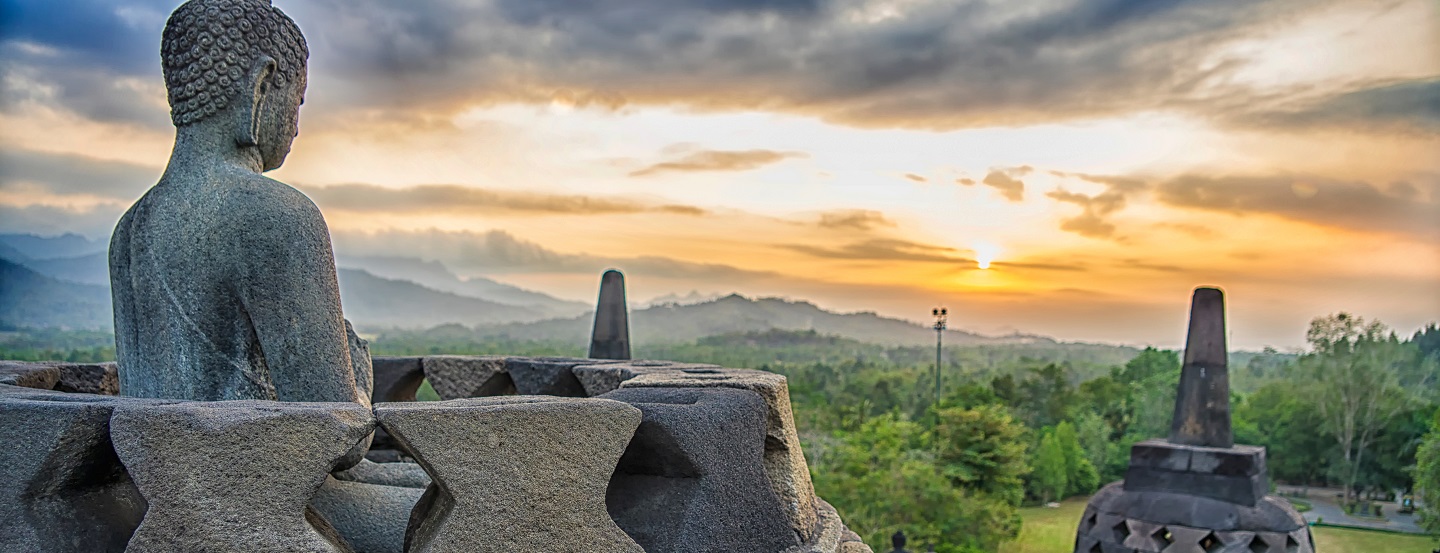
[111,167,353,401]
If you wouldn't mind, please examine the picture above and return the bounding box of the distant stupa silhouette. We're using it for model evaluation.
[1070,287,1313,553]
[589,269,631,360]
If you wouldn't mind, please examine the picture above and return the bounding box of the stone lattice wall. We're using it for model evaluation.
[0,356,872,553]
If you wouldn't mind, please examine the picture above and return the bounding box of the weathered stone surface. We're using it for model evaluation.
[0,388,162,553]
[54,362,120,395]
[376,396,643,553]
[0,360,61,389]
[1124,440,1267,506]
[371,357,425,403]
[589,269,631,360]
[333,459,431,489]
[311,477,423,553]
[573,360,723,397]
[506,356,622,397]
[421,355,512,399]
[601,387,799,552]
[620,367,819,542]
[783,499,873,553]
[1169,287,1232,448]
[111,0,369,411]
[111,400,375,553]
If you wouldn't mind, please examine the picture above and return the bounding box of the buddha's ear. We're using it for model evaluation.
[235,55,277,148]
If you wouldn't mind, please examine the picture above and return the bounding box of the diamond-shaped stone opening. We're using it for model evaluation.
[1200,531,1223,553]
[1112,520,1131,543]
[1089,543,1103,553]
[1286,534,1301,553]
[1153,527,1173,549]
[1080,512,1097,533]
[1247,535,1269,553]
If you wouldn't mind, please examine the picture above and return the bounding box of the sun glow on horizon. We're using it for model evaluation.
[972,240,1001,270]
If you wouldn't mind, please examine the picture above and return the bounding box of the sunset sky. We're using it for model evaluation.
[1,0,1437,349]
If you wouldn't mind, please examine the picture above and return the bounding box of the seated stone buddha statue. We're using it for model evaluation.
[109,0,371,419]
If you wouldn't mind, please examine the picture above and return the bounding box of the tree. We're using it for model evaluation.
[1030,429,1068,503]
[1056,421,1100,496]
[1233,382,1332,485]
[1299,313,1416,503]
[934,404,1030,506]
[1072,411,1122,483]
[1416,408,1440,536]
[810,413,1021,553]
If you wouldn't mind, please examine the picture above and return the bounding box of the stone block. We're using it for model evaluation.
[376,396,643,553]
[371,357,425,403]
[601,387,799,551]
[620,368,819,542]
[0,388,162,553]
[333,459,431,489]
[311,476,424,553]
[421,355,512,399]
[54,362,120,395]
[1123,440,1268,506]
[506,356,622,397]
[111,400,375,553]
[573,360,723,397]
[783,498,870,553]
[0,360,61,389]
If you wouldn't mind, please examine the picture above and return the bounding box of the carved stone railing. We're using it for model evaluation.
[0,357,871,553]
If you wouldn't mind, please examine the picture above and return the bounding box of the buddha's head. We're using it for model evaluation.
[161,0,308,171]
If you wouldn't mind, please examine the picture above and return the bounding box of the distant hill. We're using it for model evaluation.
[477,293,1057,347]
[0,233,105,260]
[335,255,589,318]
[0,259,111,330]
[17,252,109,286]
[337,268,552,328]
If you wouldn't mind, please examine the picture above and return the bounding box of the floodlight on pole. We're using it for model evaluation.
[932,307,947,410]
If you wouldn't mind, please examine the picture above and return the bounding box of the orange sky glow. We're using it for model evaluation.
[1,0,1436,348]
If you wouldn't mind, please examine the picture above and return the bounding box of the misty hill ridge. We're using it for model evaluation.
[335,255,587,318]
[0,259,111,330]
[336,268,551,327]
[478,293,1056,347]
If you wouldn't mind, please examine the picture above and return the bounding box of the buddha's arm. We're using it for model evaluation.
[235,188,363,405]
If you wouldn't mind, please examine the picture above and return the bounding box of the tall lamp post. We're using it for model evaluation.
[932,307,947,409]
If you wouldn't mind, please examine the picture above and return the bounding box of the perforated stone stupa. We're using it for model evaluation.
[1070,288,1313,553]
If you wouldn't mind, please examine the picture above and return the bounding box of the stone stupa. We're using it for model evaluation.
[1071,287,1314,553]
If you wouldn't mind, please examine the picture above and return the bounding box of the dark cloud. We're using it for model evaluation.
[1155,174,1440,239]
[11,0,1401,132]
[629,149,806,177]
[1243,78,1440,134]
[299,182,708,216]
[1046,188,1129,239]
[816,209,896,231]
[0,148,159,201]
[331,228,778,280]
[981,170,1025,202]
[782,238,972,264]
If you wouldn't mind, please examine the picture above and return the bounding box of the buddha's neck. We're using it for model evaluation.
[165,122,266,178]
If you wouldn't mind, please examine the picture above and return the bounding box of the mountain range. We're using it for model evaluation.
[0,233,1047,347]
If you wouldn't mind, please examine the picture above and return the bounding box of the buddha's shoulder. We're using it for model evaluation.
[219,173,322,216]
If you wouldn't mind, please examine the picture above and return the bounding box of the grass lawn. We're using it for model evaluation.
[1000,498,1437,553]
